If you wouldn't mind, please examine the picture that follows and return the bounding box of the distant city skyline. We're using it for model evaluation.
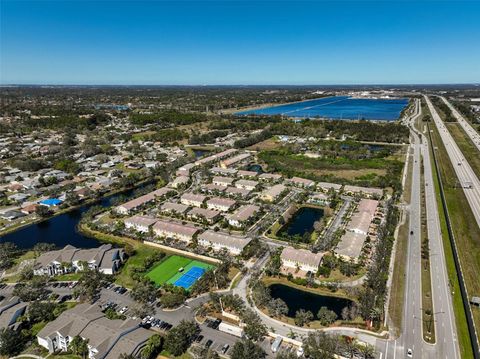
[1,0,479,85]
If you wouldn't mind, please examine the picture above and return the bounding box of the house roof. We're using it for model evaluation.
[228,205,260,222]
[206,197,236,208]
[153,220,200,237]
[281,247,324,268]
[161,202,189,214]
[124,215,157,228]
[181,192,206,203]
[198,230,252,251]
[336,231,366,259]
[188,207,220,220]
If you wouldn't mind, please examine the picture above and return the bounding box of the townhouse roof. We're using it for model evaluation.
[288,176,315,187]
[235,179,258,188]
[206,197,236,208]
[181,192,207,203]
[225,186,251,197]
[213,176,234,185]
[281,247,324,268]
[229,205,260,222]
[317,182,343,191]
[343,185,383,196]
[221,153,251,167]
[198,230,252,251]
[188,207,220,220]
[335,231,366,259]
[153,220,200,237]
[210,167,238,176]
[237,170,258,178]
[124,215,157,228]
[262,184,287,198]
[259,173,283,181]
[161,202,189,214]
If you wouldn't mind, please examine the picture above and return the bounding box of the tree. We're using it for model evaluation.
[0,242,18,270]
[69,335,89,359]
[267,298,288,318]
[294,309,313,327]
[131,279,157,304]
[141,334,163,359]
[303,332,339,359]
[163,320,199,356]
[242,308,267,341]
[28,300,56,323]
[160,291,185,308]
[33,242,56,256]
[131,302,154,318]
[317,306,337,326]
[73,269,110,303]
[35,205,52,217]
[0,328,24,356]
[231,339,266,359]
[13,276,50,301]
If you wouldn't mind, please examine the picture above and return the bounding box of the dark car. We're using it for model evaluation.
[195,335,204,343]
[410,230,414,235]
[212,319,222,329]
[205,340,213,348]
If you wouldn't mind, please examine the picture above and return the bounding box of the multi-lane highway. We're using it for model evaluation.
[440,96,480,152]
[379,99,460,359]
[418,104,460,359]
[425,95,480,227]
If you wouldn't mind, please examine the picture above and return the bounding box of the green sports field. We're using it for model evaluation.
[145,255,215,286]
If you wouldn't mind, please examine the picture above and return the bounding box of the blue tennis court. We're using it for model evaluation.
[174,266,206,289]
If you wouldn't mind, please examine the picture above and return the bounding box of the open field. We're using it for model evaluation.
[146,255,214,287]
[428,121,477,358]
[247,137,283,151]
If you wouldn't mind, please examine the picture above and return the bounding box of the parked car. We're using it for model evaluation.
[205,340,213,348]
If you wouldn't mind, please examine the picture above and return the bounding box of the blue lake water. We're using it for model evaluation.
[0,184,149,250]
[236,96,409,121]
[279,206,324,237]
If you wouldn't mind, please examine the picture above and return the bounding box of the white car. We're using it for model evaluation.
[407,348,413,357]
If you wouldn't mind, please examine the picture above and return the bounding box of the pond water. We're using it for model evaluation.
[247,164,264,174]
[236,96,409,121]
[279,206,324,237]
[269,283,354,318]
[192,149,210,159]
[0,184,149,250]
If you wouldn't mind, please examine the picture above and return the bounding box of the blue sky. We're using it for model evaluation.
[1,1,479,85]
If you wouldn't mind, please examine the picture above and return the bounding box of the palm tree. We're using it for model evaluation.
[69,335,89,359]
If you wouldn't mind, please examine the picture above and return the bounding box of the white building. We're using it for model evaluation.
[180,193,206,207]
[280,247,324,274]
[124,215,157,233]
[198,230,252,255]
[206,197,237,212]
[153,220,200,242]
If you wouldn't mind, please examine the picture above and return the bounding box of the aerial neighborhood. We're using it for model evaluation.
[1,84,479,359]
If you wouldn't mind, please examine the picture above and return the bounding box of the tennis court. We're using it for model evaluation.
[146,255,215,289]
[174,266,206,289]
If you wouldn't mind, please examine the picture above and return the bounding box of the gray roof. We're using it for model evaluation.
[198,230,252,251]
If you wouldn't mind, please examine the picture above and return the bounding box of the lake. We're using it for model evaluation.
[236,96,409,121]
[269,283,353,318]
[279,206,324,237]
[0,185,148,250]
[192,149,210,159]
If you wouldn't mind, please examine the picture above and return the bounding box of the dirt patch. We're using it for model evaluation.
[247,137,282,151]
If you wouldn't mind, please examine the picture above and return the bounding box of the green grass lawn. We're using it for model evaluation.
[146,255,214,286]
[115,245,164,288]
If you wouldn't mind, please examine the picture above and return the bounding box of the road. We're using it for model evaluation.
[425,95,480,227]
[379,99,459,359]
[440,96,480,152]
